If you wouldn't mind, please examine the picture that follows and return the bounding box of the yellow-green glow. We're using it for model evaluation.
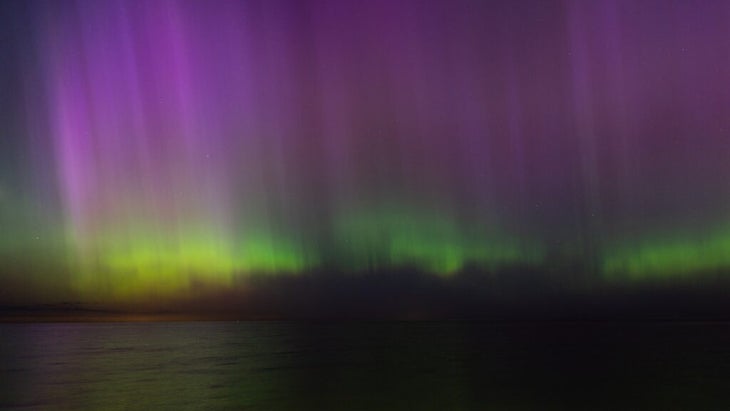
[41,201,546,301]
[68,227,314,300]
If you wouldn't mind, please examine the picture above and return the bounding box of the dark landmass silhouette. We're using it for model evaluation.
[3,267,730,322]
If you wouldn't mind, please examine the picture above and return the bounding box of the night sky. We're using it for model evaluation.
[2,0,730,315]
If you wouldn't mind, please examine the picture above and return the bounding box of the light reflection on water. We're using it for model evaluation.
[1,321,730,410]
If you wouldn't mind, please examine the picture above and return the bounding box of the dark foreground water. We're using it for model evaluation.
[1,321,730,410]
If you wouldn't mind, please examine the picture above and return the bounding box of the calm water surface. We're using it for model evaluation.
[1,321,730,410]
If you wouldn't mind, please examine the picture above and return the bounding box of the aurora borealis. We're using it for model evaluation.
[2,0,730,308]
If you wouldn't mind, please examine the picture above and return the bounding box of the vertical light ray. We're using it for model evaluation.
[3,0,730,303]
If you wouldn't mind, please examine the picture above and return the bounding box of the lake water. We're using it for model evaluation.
[1,321,730,410]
